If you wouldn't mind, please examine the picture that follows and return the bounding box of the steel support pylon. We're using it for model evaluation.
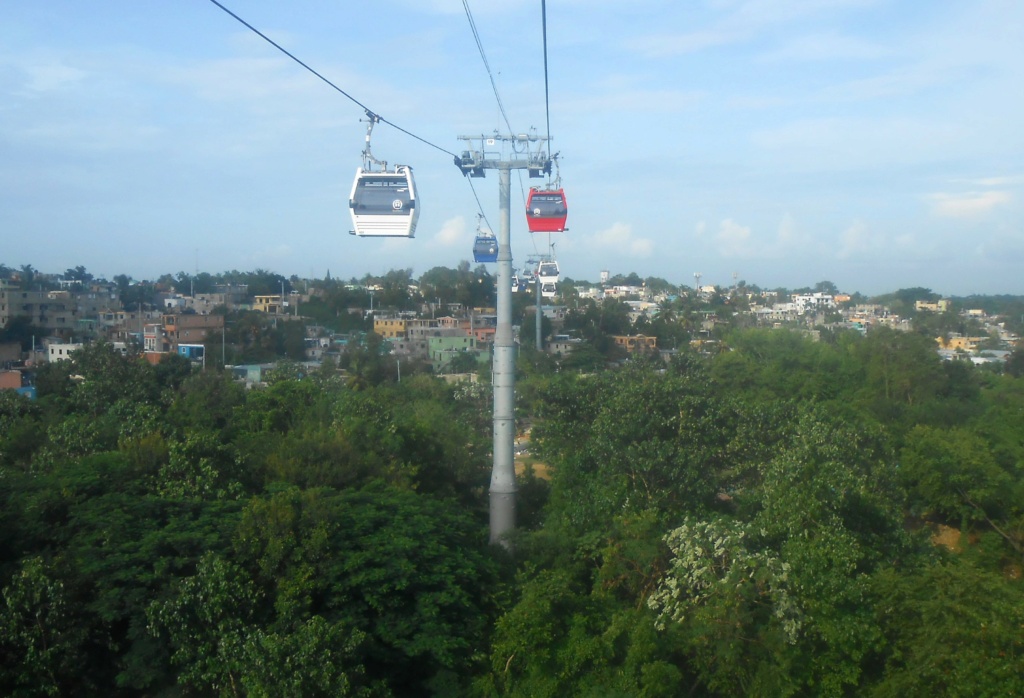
[490,164,516,546]
[455,133,551,548]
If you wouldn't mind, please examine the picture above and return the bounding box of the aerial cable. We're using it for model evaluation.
[206,0,457,158]
[461,0,514,135]
[541,0,552,156]
[466,176,495,236]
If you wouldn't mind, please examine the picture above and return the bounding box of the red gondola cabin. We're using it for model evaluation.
[525,187,567,233]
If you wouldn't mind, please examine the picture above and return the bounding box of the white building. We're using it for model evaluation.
[791,293,836,314]
[48,342,83,362]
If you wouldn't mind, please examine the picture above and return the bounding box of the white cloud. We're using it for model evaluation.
[715,218,753,257]
[758,32,887,63]
[23,61,87,93]
[837,220,870,259]
[592,222,654,257]
[561,85,703,115]
[429,215,467,247]
[750,116,965,169]
[929,191,1011,218]
[967,176,1023,187]
[699,215,809,260]
[630,238,655,257]
[818,64,956,102]
[165,56,322,102]
[629,0,882,57]
[776,214,797,244]
[630,29,742,58]
[972,222,1024,261]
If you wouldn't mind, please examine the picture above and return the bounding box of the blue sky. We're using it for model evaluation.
[2,0,1021,295]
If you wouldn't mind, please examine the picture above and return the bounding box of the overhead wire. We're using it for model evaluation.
[541,0,552,155]
[461,0,514,136]
[206,0,457,158]
[538,0,559,264]
[521,0,555,263]
[458,1,563,261]
[466,177,494,237]
[460,0,526,245]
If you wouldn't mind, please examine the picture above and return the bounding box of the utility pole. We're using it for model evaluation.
[456,133,551,547]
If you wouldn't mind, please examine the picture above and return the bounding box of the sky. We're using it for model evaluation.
[1,0,1022,296]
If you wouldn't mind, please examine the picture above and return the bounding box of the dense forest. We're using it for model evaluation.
[2,325,1023,696]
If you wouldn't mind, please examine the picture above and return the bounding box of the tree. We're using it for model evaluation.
[166,369,245,434]
[172,271,217,295]
[648,517,799,695]
[534,365,768,547]
[1006,349,1024,378]
[64,340,161,413]
[147,552,261,696]
[562,297,633,357]
[157,430,244,501]
[900,425,1019,555]
[62,266,93,285]
[0,315,44,351]
[17,264,36,290]
[281,320,308,361]
[557,342,606,373]
[228,311,282,364]
[230,484,499,695]
[648,409,906,695]
[874,287,938,318]
[112,275,157,311]
[341,332,394,389]
[238,269,288,298]
[0,557,90,696]
[377,268,416,310]
[869,557,1024,697]
[445,350,480,374]
[485,567,688,697]
[856,327,945,406]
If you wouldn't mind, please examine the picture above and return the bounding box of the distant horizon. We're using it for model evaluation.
[4,261,1023,301]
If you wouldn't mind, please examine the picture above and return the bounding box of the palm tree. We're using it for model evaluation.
[18,264,36,290]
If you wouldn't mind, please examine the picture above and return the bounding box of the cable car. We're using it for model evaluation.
[472,216,498,263]
[525,187,567,233]
[473,232,497,263]
[349,165,419,237]
[512,267,533,293]
[541,282,557,298]
[537,260,560,285]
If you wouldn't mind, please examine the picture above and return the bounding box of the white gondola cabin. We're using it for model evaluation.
[537,260,560,285]
[349,165,419,237]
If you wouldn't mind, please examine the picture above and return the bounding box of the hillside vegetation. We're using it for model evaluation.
[2,327,1022,696]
